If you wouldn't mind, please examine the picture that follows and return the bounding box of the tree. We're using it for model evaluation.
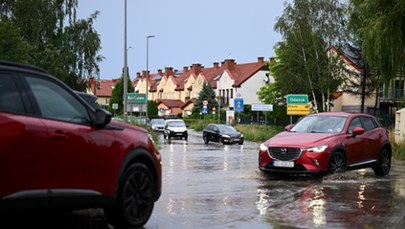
[0,18,31,62]
[0,0,103,91]
[192,83,218,115]
[109,74,134,116]
[257,81,287,124]
[148,100,159,118]
[348,0,405,85]
[271,0,347,112]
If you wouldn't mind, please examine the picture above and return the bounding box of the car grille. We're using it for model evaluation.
[268,147,301,161]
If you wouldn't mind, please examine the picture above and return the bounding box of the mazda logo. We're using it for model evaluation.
[280,148,287,154]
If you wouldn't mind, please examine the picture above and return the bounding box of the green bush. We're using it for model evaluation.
[235,124,283,143]
[390,130,405,160]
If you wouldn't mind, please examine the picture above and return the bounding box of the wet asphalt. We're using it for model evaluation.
[3,130,405,229]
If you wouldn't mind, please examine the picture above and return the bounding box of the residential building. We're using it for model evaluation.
[88,78,119,108]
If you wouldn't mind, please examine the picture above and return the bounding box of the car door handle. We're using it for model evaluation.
[50,131,69,141]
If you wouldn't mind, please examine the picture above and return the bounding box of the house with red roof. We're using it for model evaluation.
[89,57,272,117]
[88,77,120,107]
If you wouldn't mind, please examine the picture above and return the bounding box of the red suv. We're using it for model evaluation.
[259,112,391,176]
[0,61,161,228]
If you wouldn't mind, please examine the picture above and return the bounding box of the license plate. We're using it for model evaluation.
[273,160,294,168]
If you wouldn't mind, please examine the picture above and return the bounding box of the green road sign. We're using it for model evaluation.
[287,94,308,104]
[127,93,146,103]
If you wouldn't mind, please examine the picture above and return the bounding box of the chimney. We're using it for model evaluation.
[190,63,202,75]
[257,57,264,64]
[158,69,163,75]
[183,66,189,73]
[136,72,141,79]
[269,57,275,65]
[141,70,147,79]
[222,59,235,71]
[164,67,173,77]
[213,62,219,69]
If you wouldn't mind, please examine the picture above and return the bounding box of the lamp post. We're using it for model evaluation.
[146,35,155,118]
[123,0,128,122]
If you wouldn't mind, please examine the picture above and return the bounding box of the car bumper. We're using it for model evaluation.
[258,150,329,174]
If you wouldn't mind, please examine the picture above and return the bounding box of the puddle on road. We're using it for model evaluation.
[256,168,405,229]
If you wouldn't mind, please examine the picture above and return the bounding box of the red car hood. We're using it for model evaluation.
[264,131,336,148]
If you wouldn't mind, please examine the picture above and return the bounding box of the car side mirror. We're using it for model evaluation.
[94,109,111,129]
[284,124,293,131]
[351,127,365,137]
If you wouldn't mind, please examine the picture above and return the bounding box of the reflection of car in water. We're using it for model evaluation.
[164,119,188,140]
[259,112,392,176]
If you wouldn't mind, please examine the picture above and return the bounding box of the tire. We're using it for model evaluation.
[328,152,346,174]
[104,163,156,228]
[163,134,167,139]
[372,148,391,176]
[221,138,226,144]
[203,135,209,144]
[184,134,188,141]
[238,140,244,145]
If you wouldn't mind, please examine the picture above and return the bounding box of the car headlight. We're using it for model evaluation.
[240,134,244,138]
[259,143,268,151]
[222,134,230,138]
[306,145,328,153]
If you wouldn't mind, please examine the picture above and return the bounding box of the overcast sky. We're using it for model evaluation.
[77,0,288,79]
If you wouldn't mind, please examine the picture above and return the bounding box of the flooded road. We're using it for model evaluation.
[145,130,405,229]
[5,130,405,228]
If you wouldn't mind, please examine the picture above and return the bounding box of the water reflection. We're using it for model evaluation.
[256,169,404,228]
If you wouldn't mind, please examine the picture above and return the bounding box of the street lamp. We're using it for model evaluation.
[123,0,128,122]
[146,35,155,118]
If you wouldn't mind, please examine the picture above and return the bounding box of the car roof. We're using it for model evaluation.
[0,60,47,73]
[308,111,376,118]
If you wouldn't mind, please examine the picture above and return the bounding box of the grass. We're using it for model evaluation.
[234,124,284,143]
[389,130,405,160]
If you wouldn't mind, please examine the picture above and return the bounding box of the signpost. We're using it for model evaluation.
[252,103,273,111]
[286,94,310,115]
[202,100,208,114]
[234,98,244,112]
[127,93,147,103]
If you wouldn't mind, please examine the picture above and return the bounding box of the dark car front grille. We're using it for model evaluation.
[268,147,301,161]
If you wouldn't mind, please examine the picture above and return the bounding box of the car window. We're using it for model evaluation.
[25,75,91,124]
[218,125,237,132]
[361,117,377,131]
[348,117,362,134]
[291,116,346,133]
[168,120,185,127]
[0,73,25,114]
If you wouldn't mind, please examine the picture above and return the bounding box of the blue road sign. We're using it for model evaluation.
[234,98,244,112]
[202,106,208,114]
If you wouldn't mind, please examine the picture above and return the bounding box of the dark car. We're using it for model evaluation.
[0,61,162,228]
[258,112,391,176]
[203,124,244,145]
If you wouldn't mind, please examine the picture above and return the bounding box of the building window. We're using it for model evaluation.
[394,80,404,99]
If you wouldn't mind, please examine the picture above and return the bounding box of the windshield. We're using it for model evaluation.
[218,125,237,132]
[290,115,346,134]
[151,119,165,125]
[167,121,185,127]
